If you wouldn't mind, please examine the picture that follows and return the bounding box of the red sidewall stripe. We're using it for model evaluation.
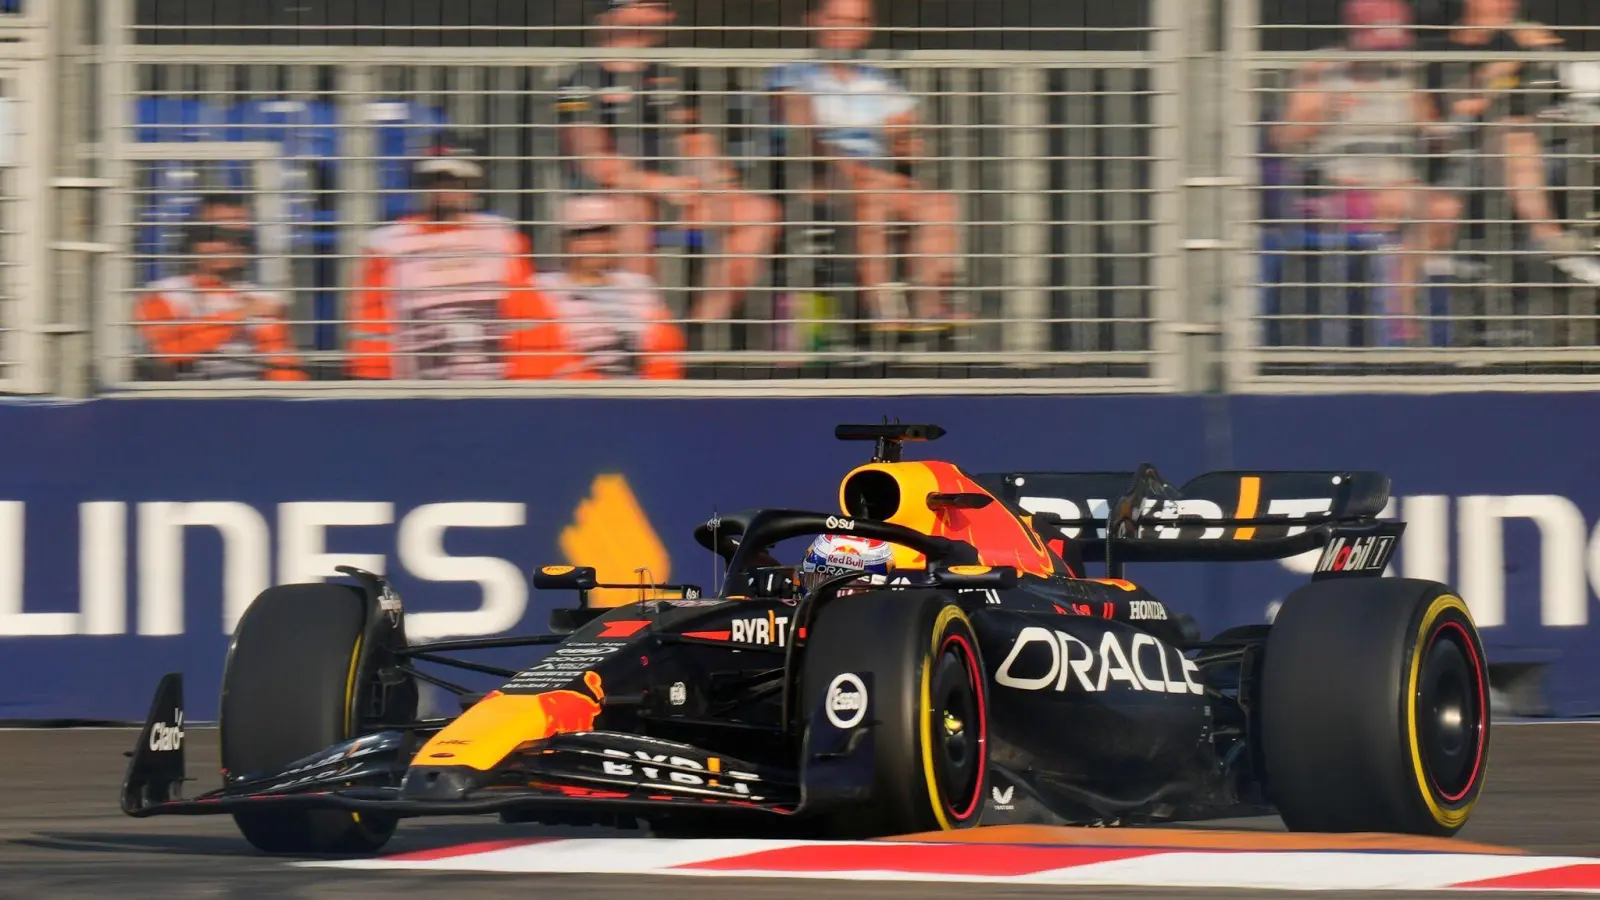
[938,630,987,823]
[1425,618,1487,805]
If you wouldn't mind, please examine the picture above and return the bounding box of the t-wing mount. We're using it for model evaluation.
[835,421,946,463]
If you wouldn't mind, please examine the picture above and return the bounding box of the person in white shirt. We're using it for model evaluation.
[773,0,962,326]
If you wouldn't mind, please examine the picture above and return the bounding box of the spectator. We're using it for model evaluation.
[521,195,685,379]
[193,192,261,278]
[555,0,779,324]
[1270,0,1445,341]
[772,0,962,325]
[196,192,252,237]
[1416,0,1600,312]
[134,223,306,381]
[347,133,553,380]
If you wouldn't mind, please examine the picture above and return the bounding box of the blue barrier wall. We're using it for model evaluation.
[1,395,1596,720]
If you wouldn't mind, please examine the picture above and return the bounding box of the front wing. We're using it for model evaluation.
[121,674,867,825]
[123,785,799,820]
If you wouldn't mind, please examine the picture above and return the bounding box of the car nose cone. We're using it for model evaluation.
[401,765,478,800]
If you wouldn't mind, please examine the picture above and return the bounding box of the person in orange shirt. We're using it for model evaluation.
[134,224,306,381]
[347,134,553,380]
[514,196,686,380]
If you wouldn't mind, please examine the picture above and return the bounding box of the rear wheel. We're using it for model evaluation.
[220,583,400,855]
[800,591,988,838]
[1260,578,1490,836]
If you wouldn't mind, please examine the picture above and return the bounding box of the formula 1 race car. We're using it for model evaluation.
[121,422,1490,854]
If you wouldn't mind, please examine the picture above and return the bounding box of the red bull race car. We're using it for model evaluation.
[121,422,1490,854]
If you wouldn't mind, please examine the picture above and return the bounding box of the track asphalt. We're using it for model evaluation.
[0,723,1594,898]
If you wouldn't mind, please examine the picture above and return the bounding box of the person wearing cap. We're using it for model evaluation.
[555,0,779,325]
[134,223,307,381]
[348,135,556,380]
[511,195,685,380]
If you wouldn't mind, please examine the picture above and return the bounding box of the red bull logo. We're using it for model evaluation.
[804,534,893,578]
[413,671,607,771]
[531,670,606,735]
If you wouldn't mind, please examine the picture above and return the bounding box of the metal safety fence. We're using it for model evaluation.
[6,0,1600,396]
[105,52,1177,390]
[0,1,47,394]
[78,0,1181,394]
[1230,2,1600,390]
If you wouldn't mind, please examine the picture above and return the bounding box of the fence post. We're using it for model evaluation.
[45,0,98,398]
[336,62,380,375]
[1148,0,1187,389]
[1003,66,1048,357]
[0,4,50,394]
[96,0,133,390]
[1194,0,1240,394]
[1222,0,1260,392]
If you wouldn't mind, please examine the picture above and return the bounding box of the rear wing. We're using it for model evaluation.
[974,465,1401,578]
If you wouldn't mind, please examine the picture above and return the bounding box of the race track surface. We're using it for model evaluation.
[1,723,1595,899]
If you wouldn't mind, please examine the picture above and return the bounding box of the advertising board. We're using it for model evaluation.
[0,395,1594,719]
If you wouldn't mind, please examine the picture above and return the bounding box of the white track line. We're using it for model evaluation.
[1010,851,1577,891]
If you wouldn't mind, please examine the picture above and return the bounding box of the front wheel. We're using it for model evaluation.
[220,583,404,854]
[800,591,989,838]
[1260,578,1490,836]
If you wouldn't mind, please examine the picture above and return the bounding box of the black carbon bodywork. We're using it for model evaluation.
[123,576,1268,830]
[122,429,1406,835]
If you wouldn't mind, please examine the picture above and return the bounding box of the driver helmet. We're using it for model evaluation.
[800,534,894,592]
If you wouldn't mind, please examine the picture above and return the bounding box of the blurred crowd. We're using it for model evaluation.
[131,0,1600,380]
[1262,0,1600,348]
[133,0,967,382]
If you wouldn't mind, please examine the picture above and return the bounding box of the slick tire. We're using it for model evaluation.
[1260,578,1490,836]
[800,591,988,838]
[219,584,398,855]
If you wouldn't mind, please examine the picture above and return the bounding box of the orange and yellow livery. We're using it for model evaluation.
[838,460,1061,579]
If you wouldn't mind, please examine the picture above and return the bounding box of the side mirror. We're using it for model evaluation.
[933,563,1019,590]
[533,565,597,592]
[534,565,599,610]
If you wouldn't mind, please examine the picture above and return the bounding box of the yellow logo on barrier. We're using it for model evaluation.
[559,474,671,608]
